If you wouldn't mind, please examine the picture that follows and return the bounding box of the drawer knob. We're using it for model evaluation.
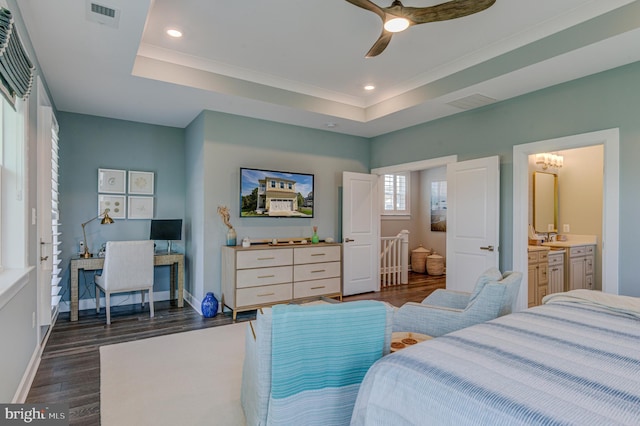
[257,292,275,297]
[311,286,326,290]
[311,269,326,273]
[257,275,275,279]
[311,253,326,256]
[257,257,275,261]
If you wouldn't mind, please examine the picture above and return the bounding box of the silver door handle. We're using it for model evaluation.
[345,238,355,243]
[480,245,495,252]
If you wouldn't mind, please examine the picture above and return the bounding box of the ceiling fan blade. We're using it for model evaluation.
[345,0,386,21]
[403,0,496,24]
[365,31,393,58]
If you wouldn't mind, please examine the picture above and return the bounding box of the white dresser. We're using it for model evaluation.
[221,243,342,320]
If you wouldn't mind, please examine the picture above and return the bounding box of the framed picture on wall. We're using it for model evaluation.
[98,195,126,219]
[128,196,154,219]
[430,181,447,232]
[128,171,154,195]
[98,168,126,194]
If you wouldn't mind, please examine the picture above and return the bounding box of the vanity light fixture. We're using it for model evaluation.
[535,153,563,170]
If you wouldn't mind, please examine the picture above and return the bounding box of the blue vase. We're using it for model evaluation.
[201,292,218,318]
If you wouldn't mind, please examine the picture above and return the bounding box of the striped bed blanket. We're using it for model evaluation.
[351,292,640,425]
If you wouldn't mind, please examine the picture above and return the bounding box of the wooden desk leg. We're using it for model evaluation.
[177,258,184,308]
[169,263,176,306]
[70,262,79,322]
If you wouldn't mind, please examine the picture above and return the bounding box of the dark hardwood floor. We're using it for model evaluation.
[26,272,445,425]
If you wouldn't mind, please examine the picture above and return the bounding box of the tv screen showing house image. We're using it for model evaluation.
[240,168,314,218]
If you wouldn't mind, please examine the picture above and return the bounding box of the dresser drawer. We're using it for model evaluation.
[294,278,341,299]
[294,245,341,264]
[294,261,341,282]
[236,266,292,289]
[236,283,292,307]
[237,248,293,269]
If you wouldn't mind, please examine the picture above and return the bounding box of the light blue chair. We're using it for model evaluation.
[241,300,394,426]
[393,268,522,337]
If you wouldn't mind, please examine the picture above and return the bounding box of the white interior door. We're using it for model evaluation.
[446,156,500,292]
[342,172,379,296]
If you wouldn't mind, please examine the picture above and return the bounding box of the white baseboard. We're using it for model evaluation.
[56,290,218,317]
[12,311,58,403]
[58,290,173,313]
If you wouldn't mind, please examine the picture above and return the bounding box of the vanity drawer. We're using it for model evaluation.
[294,245,341,264]
[570,246,587,257]
[294,261,341,282]
[548,253,564,266]
[236,266,292,288]
[237,248,293,269]
[528,252,539,262]
[294,278,341,299]
[236,283,292,307]
[538,251,549,262]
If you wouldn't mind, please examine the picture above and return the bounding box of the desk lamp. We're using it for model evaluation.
[81,208,114,258]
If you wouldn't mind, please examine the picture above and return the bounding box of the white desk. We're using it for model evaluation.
[69,252,184,322]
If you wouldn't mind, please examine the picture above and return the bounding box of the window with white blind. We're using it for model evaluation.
[382,172,410,216]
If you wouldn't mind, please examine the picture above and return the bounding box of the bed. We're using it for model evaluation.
[351,290,640,425]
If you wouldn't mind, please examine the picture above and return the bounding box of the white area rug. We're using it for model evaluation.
[100,322,247,426]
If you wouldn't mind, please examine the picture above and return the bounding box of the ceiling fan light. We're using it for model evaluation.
[384,17,409,33]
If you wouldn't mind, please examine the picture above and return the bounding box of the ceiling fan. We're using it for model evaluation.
[345,0,496,57]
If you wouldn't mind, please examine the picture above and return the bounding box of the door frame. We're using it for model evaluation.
[512,128,620,311]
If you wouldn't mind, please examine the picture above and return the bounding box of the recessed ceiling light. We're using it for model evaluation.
[166,28,183,38]
[364,85,375,91]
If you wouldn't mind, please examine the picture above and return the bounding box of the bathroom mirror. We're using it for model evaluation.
[533,171,558,233]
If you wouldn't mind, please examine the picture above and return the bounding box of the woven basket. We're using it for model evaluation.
[427,252,444,276]
[411,245,430,274]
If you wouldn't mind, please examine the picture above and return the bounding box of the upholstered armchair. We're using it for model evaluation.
[95,240,155,325]
[241,300,394,426]
[393,268,522,337]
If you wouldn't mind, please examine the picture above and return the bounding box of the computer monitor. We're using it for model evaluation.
[150,219,182,253]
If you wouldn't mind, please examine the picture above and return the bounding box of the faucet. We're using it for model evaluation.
[543,232,556,242]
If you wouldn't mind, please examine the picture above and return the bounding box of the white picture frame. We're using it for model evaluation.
[128,196,154,219]
[98,195,126,219]
[98,168,126,194]
[128,170,154,195]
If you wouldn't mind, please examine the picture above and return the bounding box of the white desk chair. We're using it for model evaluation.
[95,240,155,325]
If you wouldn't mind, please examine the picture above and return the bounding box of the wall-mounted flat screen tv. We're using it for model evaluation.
[240,167,314,218]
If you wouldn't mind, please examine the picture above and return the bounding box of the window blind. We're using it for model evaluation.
[50,118,62,311]
[0,8,35,104]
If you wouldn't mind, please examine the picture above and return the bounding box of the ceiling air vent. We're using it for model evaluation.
[86,1,121,28]
[447,93,497,110]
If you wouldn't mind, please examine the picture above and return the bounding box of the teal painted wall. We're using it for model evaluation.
[370,61,640,297]
[58,113,185,305]
[185,111,370,305]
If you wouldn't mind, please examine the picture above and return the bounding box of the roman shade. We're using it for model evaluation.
[0,8,34,104]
